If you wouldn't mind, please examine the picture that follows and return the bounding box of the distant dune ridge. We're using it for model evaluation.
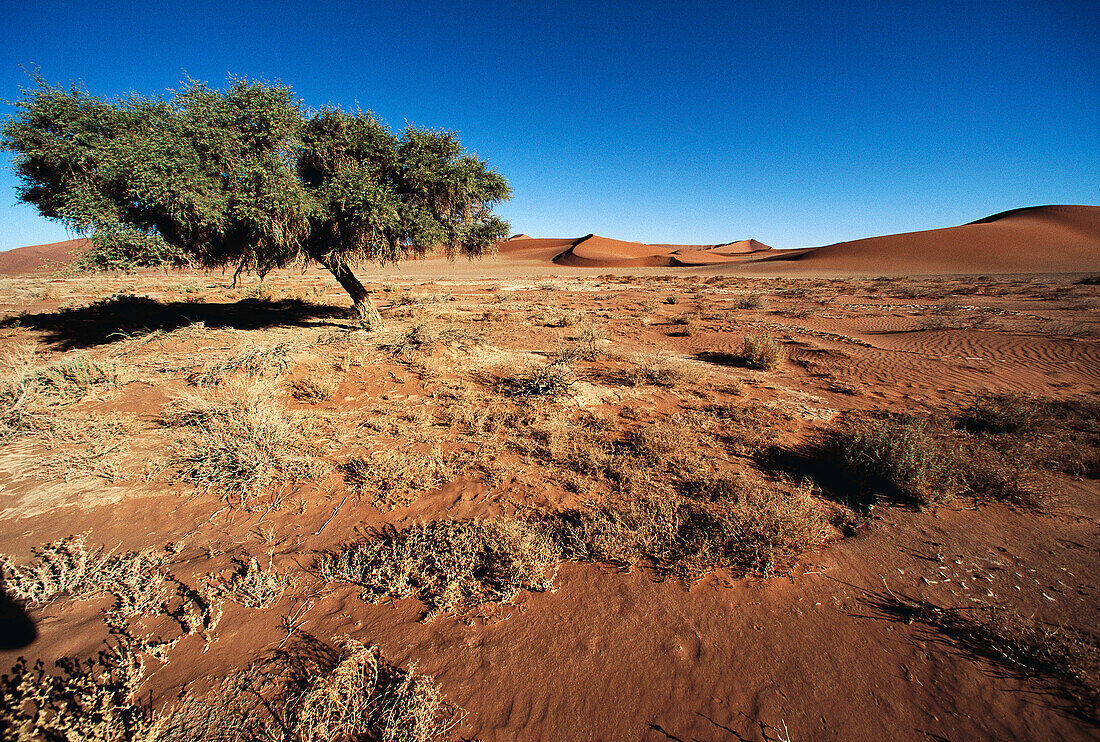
[2,205,1098,275]
[0,238,90,275]
[763,205,1100,274]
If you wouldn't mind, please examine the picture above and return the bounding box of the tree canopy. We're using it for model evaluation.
[1,74,512,319]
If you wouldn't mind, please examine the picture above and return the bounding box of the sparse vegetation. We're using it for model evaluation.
[548,478,829,580]
[733,292,765,310]
[316,518,559,619]
[1,354,118,440]
[824,416,957,508]
[0,534,169,612]
[340,446,461,509]
[188,343,297,386]
[618,352,692,387]
[492,361,575,398]
[161,380,321,509]
[204,556,290,609]
[742,334,783,370]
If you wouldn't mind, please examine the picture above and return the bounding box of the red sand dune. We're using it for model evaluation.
[499,234,776,268]
[0,238,89,275]
[762,205,1100,274]
[555,234,676,267]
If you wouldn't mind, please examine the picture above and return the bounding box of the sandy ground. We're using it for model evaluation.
[0,207,1098,740]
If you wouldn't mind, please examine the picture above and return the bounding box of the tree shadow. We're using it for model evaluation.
[0,585,36,650]
[0,295,347,350]
[694,351,751,369]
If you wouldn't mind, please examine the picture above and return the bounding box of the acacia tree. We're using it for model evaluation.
[1,75,511,323]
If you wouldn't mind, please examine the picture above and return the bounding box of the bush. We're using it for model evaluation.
[316,518,559,619]
[828,416,957,507]
[497,362,574,398]
[733,293,764,310]
[0,634,154,741]
[548,479,828,580]
[162,380,321,509]
[742,335,783,370]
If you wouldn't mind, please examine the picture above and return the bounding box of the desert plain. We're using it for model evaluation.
[0,205,1098,740]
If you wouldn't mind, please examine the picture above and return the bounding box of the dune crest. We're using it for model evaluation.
[765,205,1100,274]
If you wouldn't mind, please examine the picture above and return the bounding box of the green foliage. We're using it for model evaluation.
[1,73,511,306]
[75,226,191,272]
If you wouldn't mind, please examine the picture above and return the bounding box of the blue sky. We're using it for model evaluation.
[0,0,1096,251]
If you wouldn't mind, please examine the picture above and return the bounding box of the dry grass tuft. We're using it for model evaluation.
[340,447,461,509]
[317,519,559,619]
[1,354,118,440]
[204,555,290,609]
[188,342,297,386]
[742,334,783,370]
[161,379,321,509]
[548,478,828,580]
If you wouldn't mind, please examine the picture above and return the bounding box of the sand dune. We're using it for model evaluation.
[498,234,775,268]
[4,206,1097,277]
[763,205,1100,274]
[0,238,89,275]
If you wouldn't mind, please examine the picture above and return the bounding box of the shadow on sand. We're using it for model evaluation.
[1,295,348,350]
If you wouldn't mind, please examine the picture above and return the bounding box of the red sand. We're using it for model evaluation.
[760,205,1100,274]
[0,238,89,275]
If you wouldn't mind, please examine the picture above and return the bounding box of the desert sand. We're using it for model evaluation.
[0,206,1098,741]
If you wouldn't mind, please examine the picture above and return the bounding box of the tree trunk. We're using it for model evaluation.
[309,250,383,329]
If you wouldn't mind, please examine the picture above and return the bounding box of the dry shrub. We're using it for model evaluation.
[620,421,691,466]
[0,633,155,742]
[575,323,607,360]
[709,402,792,454]
[340,447,460,509]
[1,354,118,440]
[543,310,582,328]
[204,556,289,609]
[619,352,692,387]
[0,534,169,614]
[669,312,697,326]
[162,379,321,510]
[290,376,337,404]
[959,392,1048,435]
[549,478,828,580]
[0,635,458,742]
[493,361,574,398]
[742,334,783,370]
[0,535,222,641]
[189,342,297,386]
[826,416,957,508]
[380,323,437,358]
[316,519,559,619]
[381,323,484,360]
[956,393,1100,479]
[733,292,765,310]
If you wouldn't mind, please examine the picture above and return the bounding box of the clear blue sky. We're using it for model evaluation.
[0,0,1096,251]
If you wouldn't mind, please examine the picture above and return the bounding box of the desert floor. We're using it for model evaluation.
[0,259,1098,741]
